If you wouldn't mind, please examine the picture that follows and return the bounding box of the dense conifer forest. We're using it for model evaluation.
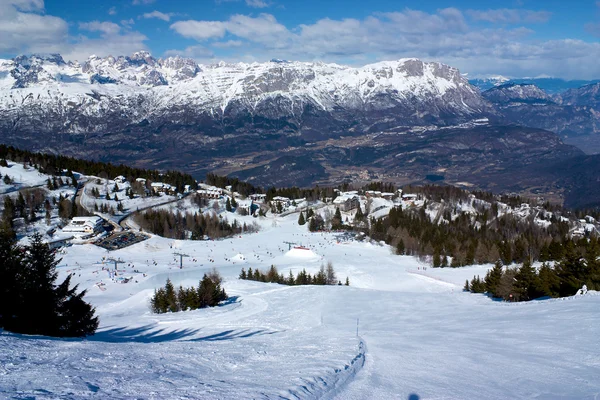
[466,239,600,301]
[368,186,578,266]
[134,206,259,240]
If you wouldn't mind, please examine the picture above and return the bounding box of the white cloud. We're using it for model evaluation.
[108,6,117,16]
[245,0,269,8]
[170,20,227,40]
[0,0,44,12]
[0,0,147,62]
[132,0,155,4]
[121,18,135,28]
[62,31,149,62]
[141,11,172,22]
[0,0,68,54]
[467,9,552,24]
[170,13,289,47]
[213,40,243,48]
[168,8,600,79]
[79,21,121,36]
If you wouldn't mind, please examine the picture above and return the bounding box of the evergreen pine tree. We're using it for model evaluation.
[298,211,305,225]
[396,239,405,255]
[485,260,504,297]
[332,207,343,229]
[514,259,540,301]
[2,233,98,336]
[164,279,178,312]
[266,265,279,283]
[0,228,21,329]
[432,248,441,268]
[537,263,560,297]
[316,264,327,285]
[226,197,232,212]
[326,261,337,285]
[354,205,364,223]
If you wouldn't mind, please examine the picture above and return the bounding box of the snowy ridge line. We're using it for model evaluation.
[285,338,367,400]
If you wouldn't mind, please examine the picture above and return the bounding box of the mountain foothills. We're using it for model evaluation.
[1,52,600,207]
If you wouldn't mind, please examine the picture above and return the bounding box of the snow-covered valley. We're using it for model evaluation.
[1,213,599,399]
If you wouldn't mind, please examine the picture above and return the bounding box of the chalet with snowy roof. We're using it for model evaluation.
[271,196,291,208]
[151,182,174,194]
[250,193,267,202]
[236,199,254,215]
[197,188,223,199]
[62,216,103,234]
[365,190,382,198]
[114,175,126,184]
[382,192,395,200]
[48,236,74,250]
[333,194,360,211]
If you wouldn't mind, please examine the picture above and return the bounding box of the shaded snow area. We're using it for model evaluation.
[1,215,599,399]
[0,161,50,193]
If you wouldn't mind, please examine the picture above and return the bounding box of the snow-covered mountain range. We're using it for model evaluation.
[0,52,491,135]
[2,52,600,207]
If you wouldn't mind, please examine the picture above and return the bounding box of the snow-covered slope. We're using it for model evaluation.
[1,213,599,399]
[0,52,491,135]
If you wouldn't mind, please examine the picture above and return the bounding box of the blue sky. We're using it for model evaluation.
[2,0,600,78]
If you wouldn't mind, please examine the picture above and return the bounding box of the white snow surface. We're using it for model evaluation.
[1,213,599,399]
[0,161,50,193]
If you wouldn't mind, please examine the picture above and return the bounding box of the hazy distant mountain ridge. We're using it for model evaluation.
[470,77,600,95]
[482,83,554,105]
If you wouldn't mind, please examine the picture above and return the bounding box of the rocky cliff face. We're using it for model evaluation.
[559,83,600,108]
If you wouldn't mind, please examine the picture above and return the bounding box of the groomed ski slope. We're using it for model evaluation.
[1,214,599,399]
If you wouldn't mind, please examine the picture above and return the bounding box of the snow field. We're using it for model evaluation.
[0,213,599,399]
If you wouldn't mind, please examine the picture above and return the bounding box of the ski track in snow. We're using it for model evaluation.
[1,213,599,399]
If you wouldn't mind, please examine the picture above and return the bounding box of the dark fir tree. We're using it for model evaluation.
[0,232,98,337]
[298,211,306,226]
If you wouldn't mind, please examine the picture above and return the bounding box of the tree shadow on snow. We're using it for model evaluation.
[219,295,240,306]
[89,324,278,344]
[89,325,202,343]
[189,328,278,342]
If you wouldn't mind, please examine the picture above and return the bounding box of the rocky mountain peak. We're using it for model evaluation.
[483,83,553,104]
